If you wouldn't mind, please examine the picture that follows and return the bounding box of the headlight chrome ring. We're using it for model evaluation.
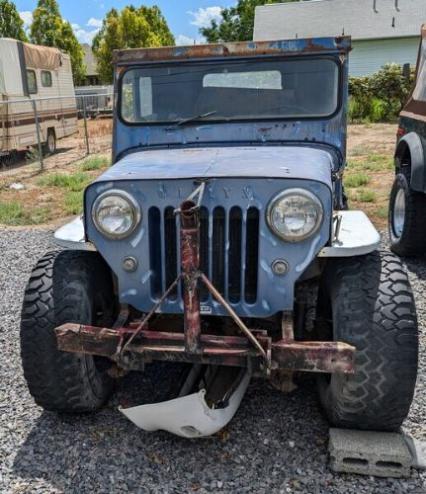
[92,189,141,239]
[267,188,324,242]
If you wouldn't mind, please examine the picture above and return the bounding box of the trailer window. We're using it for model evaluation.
[41,71,52,88]
[27,70,37,94]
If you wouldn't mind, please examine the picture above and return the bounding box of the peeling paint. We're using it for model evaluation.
[131,227,145,248]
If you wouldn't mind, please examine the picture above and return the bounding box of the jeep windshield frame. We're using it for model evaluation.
[119,56,341,125]
[112,37,351,163]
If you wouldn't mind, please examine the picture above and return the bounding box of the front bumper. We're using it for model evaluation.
[55,322,355,374]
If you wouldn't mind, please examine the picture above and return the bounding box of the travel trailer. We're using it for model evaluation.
[0,38,78,156]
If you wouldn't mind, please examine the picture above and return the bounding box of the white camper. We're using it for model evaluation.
[0,38,78,156]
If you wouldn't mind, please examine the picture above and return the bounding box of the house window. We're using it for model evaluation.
[41,71,52,88]
[27,70,37,94]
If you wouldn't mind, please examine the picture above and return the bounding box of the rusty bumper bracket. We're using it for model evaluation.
[55,323,355,375]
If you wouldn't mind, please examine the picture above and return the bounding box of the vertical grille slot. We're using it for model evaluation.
[199,206,209,302]
[245,207,260,304]
[164,206,178,300]
[148,207,163,299]
[228,207,242,303]
[212,206,226,296]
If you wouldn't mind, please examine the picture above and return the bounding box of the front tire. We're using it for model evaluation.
[317,251,418,431]
[21,250,117,412]
[389,173,426,256]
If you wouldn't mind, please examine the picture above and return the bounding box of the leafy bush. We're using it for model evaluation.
[348,64,415,123]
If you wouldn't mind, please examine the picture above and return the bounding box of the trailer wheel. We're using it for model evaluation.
[389,172,426,256]
[45,129,56,155]
[317,250,418,431]
[21,250,117,412]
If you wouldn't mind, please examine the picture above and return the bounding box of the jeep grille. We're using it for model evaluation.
[148,205,260,306]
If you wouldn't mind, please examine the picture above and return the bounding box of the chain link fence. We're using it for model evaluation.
[0,92,113,188]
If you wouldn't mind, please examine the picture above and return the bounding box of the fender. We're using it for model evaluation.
[396,133,426,193]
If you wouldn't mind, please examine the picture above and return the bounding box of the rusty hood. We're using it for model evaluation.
[94,146,335,189]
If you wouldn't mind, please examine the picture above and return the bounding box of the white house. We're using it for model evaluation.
[254,0,425,76]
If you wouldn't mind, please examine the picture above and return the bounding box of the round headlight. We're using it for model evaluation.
[267,189,323,242]
[92,190,141,239]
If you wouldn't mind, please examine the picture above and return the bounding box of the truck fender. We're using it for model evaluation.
[53,216,95,251]
[395,133,426,193]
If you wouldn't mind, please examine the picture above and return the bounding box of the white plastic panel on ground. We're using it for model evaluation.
[120,368,251,438]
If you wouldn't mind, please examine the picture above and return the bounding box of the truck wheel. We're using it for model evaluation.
[45,129,56,155]
[317,250,418,431]
[389,173,426,256]
[21,250,117,412]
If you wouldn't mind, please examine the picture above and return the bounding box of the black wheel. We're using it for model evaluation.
[44,129,56,155]
[21,250,117,412]
[389,173,426,257]
[317,250,418,431]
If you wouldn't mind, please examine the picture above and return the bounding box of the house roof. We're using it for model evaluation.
[82,43,97,76]
[254,0,426,42]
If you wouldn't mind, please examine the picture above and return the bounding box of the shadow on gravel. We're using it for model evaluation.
[404,256,426,282]
[11,367,425,492]
[11,369,335,492]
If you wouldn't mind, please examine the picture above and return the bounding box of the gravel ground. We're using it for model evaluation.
[0,229,425,494]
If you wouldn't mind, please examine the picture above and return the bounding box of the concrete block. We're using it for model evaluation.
[404,436,426,470]
[329,428,412,478]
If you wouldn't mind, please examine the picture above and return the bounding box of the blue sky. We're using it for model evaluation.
[14,1,235,45]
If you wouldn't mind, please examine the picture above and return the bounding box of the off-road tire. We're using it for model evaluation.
[21,250,117,412]
[317,250,418,431]
[389,173,426,257]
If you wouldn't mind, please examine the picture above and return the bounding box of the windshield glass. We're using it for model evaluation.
[120,58,339,124]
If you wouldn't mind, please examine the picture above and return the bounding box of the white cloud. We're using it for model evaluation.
[87,17,103,29]
[72,23,100,44]
[176,34,205,46]
[188,7,222,28]
[19,11,33,29]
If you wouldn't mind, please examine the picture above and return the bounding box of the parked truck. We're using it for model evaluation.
[0,38,77,157]
[20,37,418,438]
[389,26,426,256]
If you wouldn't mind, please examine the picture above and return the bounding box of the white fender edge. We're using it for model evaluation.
[119,368,251,438]
[53,216,96,251]
[319,211,381,258]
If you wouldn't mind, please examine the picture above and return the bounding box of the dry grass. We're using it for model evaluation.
[0,154,109,226]
[0,124,397,228]
[346,123,396,228]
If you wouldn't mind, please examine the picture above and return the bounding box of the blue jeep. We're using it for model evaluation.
[20,37,418,436]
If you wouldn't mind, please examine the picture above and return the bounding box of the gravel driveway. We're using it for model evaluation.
[1,229,425,493]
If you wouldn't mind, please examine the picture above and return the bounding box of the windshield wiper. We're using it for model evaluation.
[175,111,217,127]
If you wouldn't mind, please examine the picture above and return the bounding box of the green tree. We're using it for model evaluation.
[93,5,174,84]
[30,0,85,85]
[0,0,27,41]
[201,0,301,43]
